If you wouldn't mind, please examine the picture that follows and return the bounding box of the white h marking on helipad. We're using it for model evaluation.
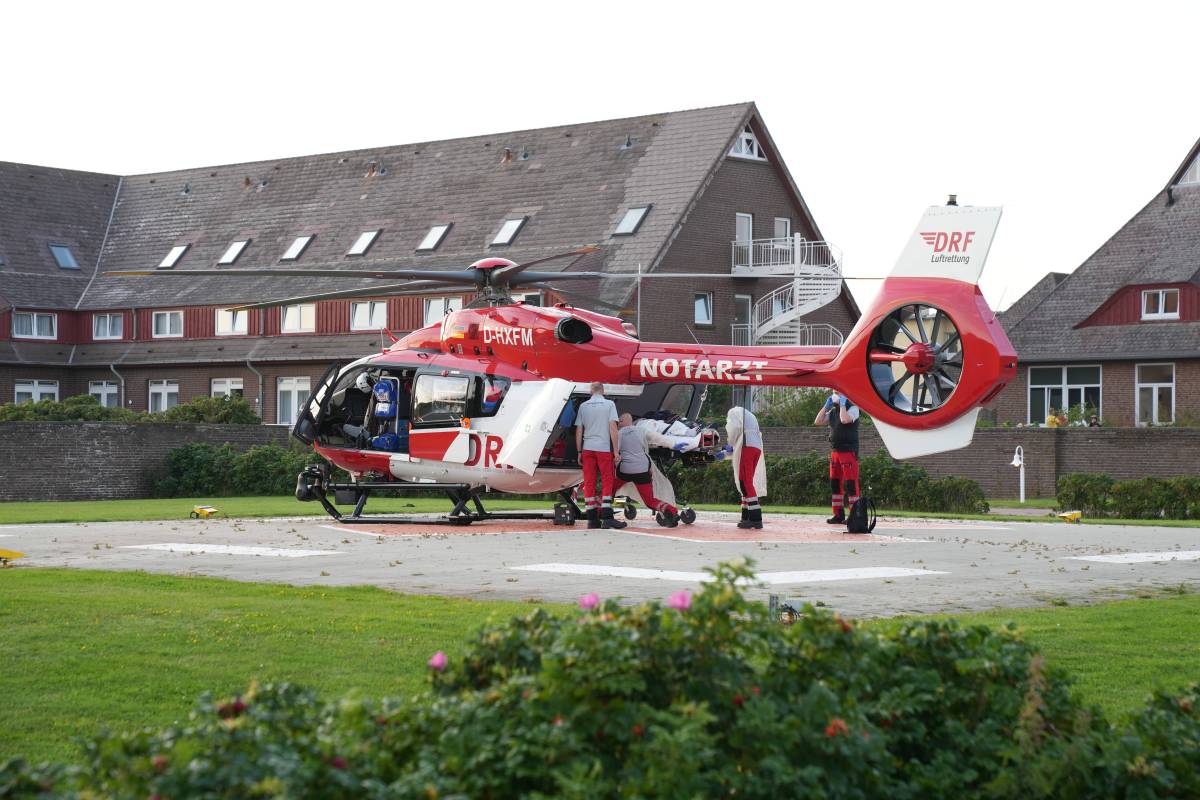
[1064,550,1200,564]
[513,563,945,584]
[122,543,340,558]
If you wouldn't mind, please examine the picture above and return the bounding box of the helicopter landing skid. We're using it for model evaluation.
[301,471,583,526]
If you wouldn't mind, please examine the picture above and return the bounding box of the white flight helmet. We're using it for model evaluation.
[355,371,375,393]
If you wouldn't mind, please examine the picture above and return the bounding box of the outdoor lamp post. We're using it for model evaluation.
[1010,446,1025,504]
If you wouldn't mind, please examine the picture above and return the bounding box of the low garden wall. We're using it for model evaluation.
[0,422,289,501]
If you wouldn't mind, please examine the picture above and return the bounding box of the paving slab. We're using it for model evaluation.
[3,512,1199,618]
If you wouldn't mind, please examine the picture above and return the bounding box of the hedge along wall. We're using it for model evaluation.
[0,422,289,501]
[762,427,1200,499]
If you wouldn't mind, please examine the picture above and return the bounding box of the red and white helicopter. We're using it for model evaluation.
[113,203,1016,525]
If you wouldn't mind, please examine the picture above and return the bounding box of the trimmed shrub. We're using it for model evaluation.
[1056,473,1115,516]
[0,393,260,424]
[665,451,987,514]
[5,561,1200,798]
[1057,474,1200,520]
[153,442,322,497]
[153,395,260,425]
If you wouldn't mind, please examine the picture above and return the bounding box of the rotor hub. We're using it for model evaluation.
[901,342,936,374]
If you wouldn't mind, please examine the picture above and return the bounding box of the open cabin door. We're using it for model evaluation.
[496,378,574,475]
[292,362,343,446]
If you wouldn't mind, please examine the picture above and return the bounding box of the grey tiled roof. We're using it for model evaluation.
[75,104,760,310]
[999,272,1067,328]
[1007,183,1200,362]
[0,162,119,307]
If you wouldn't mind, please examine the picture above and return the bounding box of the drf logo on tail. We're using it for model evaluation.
[920,231,976,253]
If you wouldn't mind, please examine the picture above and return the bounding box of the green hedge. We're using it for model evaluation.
[5,561,1200,798]
[1057,474,1200,519]
[0,394,260,424]
[666,451,989,514]
[153,442,322,497]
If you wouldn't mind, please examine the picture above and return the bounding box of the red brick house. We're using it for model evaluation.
[0,103,857,424]
[995,137,1200,426]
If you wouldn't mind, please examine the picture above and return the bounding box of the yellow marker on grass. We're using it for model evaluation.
[190,505,219,519]
[0,549,26,567]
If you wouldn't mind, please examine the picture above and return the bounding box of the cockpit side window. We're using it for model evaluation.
[662,384,696,419]
[412,374,472,426]
[474,375,511,417]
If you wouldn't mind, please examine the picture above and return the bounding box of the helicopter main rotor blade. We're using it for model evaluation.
[226,280,469,311]
[491,246,600,282]
[105,267,481,283]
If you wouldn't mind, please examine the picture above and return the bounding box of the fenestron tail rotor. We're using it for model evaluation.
[867,303,963,415]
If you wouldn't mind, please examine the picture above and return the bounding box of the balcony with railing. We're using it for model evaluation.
[730,235,842,278]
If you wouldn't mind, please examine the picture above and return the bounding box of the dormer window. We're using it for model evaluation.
[729,124,766,161]
[280,235,314,261]
[417,224,452,251]
[49,244,79,269]
[218,239,250,265]
[158,244,189,269]
[1180,153,1200,185]
[1142,288,1180,320]
[491,217,527,246]
[347,230,380,256]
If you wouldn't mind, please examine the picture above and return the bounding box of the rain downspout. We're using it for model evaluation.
[109,364,125,408]
[246,359,264,420]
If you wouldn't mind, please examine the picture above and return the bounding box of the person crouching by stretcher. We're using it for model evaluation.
[723,407,768,530]
[615,413,683,527]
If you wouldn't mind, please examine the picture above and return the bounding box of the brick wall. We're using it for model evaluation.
[0,422,289,501]
[761,426,1200,499]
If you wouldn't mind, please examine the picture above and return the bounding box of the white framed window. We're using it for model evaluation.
[614,206,650,236]
[1027,365,1102,425]
[12,311,57,339]
[350,301,387,331]
[92,313,124,340]
[1141,288,1180,320]
[49,244,79,269]
[280,235,314,261]
[277,376,311,426]
[281,303,316,333]
[1136,363,1174,426]
[774,217,792,240]
[158,244,189,269]
[694,292,714,325]
[417,224,452,251]
[152,310,183,338]
[211,378,244,398]
[218,239,250,265]
[729,124,766,160]
[422,296,463,326]
[347,230,380,256]
[89,380,119,408]
[215,308,249,336]
[14,380,58,403]
[491,217,527,246]
[1181,153,1200,185]
[735,212,753,243]
[148,379,180,413]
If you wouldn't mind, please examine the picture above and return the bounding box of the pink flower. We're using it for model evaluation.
[428,650,448,671]
[578,592,600,610]
[667,590,692,611]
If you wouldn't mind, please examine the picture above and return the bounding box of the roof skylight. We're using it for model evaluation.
[347,230,380,256]
[157,244,189,269]
[417,224,452,252]
[614,206,651,236]
[49,244,79,269]
[281,235,314,261]
[491,217,527,246]
[218,239,250,265]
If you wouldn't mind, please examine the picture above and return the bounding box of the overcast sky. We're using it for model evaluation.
[4,1,1197,311]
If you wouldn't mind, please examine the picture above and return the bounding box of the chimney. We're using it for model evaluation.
[946,194,958,206]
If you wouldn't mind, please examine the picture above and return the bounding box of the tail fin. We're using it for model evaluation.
[864,204,1008,459]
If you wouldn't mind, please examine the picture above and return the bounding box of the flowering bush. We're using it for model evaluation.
[4,561,1200,798]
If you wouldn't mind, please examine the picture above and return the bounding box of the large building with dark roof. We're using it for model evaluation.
[994,137,1200,426]
[0,103,857,424]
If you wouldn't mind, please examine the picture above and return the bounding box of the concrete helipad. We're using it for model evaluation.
[3,510,1200,617]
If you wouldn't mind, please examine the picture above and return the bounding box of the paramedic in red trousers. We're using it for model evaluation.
[616,413,681,527]
[814,392,861,525]
[575,382,627,530]
[724,406,768,530]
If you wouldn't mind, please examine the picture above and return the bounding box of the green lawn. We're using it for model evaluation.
[0,569,556,764]
[3,569,1200,764]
